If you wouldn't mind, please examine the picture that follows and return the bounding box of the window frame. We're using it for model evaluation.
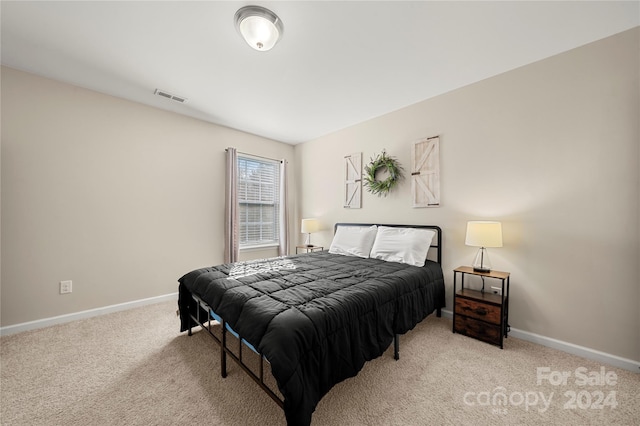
[236,153,281,250]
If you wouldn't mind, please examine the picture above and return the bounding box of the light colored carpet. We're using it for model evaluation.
[1,301,638,425]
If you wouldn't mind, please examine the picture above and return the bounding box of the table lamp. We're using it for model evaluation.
[465,221,503,273]
[301,218,320,247]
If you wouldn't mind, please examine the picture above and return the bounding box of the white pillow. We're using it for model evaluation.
[328,225,378,258]
[369,226,435,267]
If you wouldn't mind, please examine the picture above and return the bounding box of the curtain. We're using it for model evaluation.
[224,147,239,263]
[278,159,289,256]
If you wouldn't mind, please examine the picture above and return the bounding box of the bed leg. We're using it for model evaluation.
[437,307,442,318]
[187,306,195,336]
[394,334,400,361]
[221,320,228,378]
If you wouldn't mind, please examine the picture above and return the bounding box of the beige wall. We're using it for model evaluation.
[1,66,295,325]
[1,28,638,363]
[295,28,640,361]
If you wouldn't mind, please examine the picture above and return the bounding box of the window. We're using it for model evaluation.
[237,154,280,248]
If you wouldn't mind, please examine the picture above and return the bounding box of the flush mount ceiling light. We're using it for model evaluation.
[234,5,283,51]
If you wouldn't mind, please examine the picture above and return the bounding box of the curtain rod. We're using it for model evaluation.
[225,148,284,163]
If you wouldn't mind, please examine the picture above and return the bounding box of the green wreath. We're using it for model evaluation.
[364,150,403,197]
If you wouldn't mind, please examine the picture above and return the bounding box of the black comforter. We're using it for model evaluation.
[178,251,444,425]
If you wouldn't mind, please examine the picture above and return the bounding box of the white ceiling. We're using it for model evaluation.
[2,1,638,144]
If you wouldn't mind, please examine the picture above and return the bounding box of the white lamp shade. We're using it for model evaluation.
[465,221,503,248]
[301,219,320,234]
[235,6,283,51]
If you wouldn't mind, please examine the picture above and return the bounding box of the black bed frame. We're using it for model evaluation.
[185,223,443,410]
[188,294,284,408]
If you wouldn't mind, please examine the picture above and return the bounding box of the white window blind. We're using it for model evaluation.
[237,154,280,248]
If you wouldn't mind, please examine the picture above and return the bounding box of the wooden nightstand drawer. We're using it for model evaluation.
[455,297,501,324]
[454,315,501,346]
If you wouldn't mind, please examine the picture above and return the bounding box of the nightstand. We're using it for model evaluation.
[453,266,510,348]
[295,245,324,254]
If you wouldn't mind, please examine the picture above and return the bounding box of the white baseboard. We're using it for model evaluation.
[440,309,640,373]
[0,293,178,336]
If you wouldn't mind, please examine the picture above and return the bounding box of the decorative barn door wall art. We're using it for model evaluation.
[344,152,362,208]
[411,136,440,207]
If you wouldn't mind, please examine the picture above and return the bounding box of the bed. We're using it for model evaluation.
[178,223,445,425]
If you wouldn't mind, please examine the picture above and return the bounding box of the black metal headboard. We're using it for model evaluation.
[333,223,442,265]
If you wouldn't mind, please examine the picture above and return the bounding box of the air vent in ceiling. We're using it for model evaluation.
[154,88,188,104]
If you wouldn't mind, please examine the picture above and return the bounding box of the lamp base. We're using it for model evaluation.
[472,247,492,273]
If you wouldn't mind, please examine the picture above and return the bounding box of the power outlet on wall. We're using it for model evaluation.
[59,280,72,294]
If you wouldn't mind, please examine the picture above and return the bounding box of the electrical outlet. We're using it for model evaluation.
[60,280,72,294]
[491,286,502,295]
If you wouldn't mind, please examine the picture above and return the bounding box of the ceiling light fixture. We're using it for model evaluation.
[234,5,283,51]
